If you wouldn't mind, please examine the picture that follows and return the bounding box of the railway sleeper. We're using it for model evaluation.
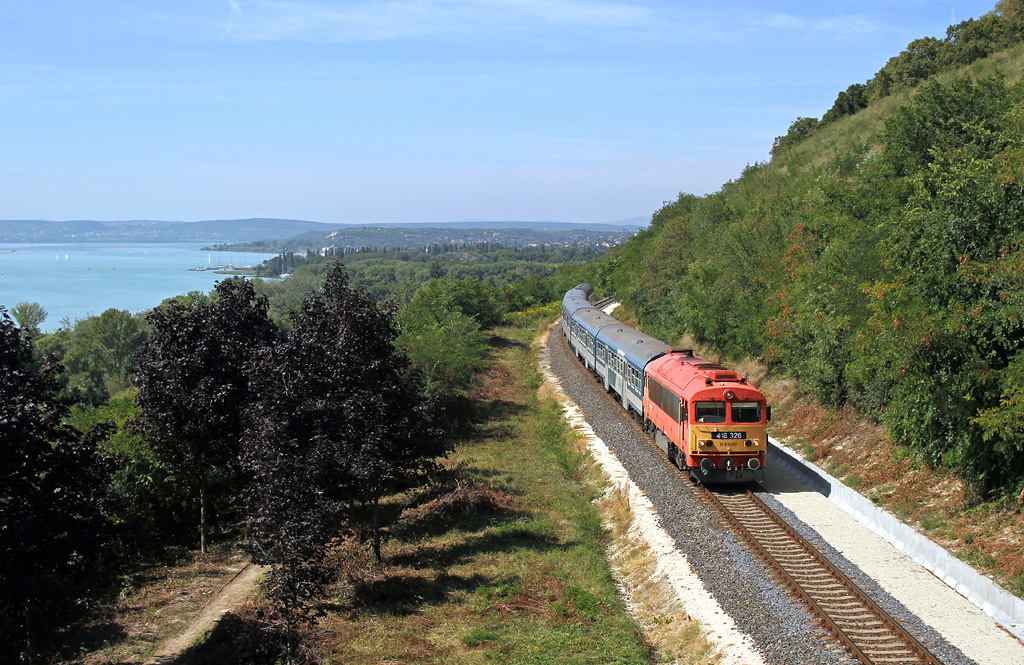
[760,540,806,549]
[843,626,897,635]
[862,650,919,659]
[775,560,826,572]
[862,644,917,652]
[766,546,810,554]
[780,566,828,576]
[759,537,799,546]
[783,563,833,573]
[803,585,850,595]
[813,599,870,610]
[828,610,879,620]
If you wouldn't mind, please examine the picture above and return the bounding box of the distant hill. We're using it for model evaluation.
[0,217,646,244]
[388,217,648,231]
[219,223,639,254]
[0,218,336,244]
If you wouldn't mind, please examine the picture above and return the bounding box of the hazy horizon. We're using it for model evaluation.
[2,1,999,223]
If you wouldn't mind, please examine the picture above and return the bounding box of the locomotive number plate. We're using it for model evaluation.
[711,431,746,440]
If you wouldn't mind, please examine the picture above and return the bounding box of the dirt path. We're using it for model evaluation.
[143,563,267,664]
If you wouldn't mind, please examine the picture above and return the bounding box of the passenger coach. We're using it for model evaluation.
[594,325,670,418]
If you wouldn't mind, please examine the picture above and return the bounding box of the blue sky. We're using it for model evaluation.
[0,1,1001,224]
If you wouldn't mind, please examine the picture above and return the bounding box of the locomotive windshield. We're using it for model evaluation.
[694,402,726,423]
[731,401,762,423]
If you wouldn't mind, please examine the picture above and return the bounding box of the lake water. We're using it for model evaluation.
[0,243,275,332]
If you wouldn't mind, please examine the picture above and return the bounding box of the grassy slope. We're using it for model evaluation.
[781,42,1024,170]
[313,326,655,664]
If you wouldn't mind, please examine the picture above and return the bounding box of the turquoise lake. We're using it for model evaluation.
[0,243,275,332]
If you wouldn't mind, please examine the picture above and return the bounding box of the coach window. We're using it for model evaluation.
[731,401,762,423]
[694,402,726,423]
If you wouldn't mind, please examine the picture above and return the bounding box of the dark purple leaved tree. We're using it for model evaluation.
[243,263,444,643]
[0,308,117,664]
[133,278,277,553]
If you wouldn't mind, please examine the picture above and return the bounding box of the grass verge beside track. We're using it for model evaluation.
[313,325,653,663]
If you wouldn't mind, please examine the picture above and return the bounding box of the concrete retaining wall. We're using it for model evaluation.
[768,437,1024,643]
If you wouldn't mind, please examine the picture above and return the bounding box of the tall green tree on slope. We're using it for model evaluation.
[854,75,1024,492]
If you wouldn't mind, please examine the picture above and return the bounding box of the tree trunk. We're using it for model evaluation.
[23,601,37,665]
[372,498,382,563]
[200,483,207,554]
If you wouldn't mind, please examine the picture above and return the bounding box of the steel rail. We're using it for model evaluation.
[705,488,944,665]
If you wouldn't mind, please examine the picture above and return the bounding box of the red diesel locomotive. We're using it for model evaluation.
[643,349,768,482]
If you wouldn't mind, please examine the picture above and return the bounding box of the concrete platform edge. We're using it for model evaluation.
[767,438,1024,643]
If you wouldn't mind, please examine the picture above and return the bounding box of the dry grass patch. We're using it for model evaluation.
[308,327,653,664]
[60,551,251,665]
[599,485,720,665]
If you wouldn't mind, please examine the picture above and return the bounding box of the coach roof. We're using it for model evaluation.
[597,324,672,369]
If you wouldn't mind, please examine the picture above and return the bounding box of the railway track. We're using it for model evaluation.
[705,488,944,665]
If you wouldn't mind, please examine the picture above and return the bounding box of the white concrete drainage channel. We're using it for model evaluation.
[768,437,1024,644]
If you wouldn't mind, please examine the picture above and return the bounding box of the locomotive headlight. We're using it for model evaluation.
[701,440,712,447]
[724,390,735,400]
[745,439,753,447]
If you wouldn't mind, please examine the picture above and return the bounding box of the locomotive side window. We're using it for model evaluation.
[648,377,681,422]
[731,401,762,423]
[694,402,726,423]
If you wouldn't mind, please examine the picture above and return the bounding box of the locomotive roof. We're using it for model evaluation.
[597,324,672,368]
[646,350,762,400]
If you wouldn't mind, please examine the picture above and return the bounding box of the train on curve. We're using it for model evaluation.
[561,283,770,482]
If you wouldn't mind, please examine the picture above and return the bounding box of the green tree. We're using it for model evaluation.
[771,117,819,157]
[398,283,490,398]
[411,276,504,328]
[822,83,868,124]
[10,301,47,339]
[91,308,147,393]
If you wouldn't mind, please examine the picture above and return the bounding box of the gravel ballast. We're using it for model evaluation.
[543,327,979,665]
